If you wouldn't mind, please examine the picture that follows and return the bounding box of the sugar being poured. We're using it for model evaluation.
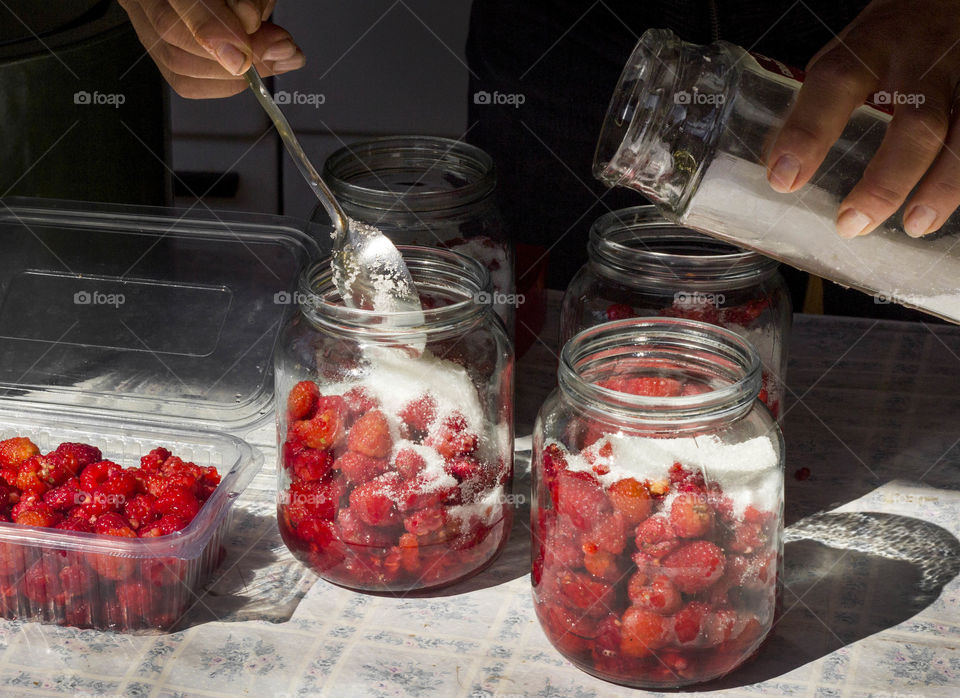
[332,218,420,312]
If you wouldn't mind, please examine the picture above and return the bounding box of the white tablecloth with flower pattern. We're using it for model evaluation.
[1,304,959,698]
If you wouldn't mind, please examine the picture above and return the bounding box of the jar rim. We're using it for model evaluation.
[323,136,496,213]
[297,245,491,333]
[558,317,763,427]
[589,205,778,285]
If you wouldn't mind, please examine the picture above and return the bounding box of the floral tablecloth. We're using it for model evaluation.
[2,309,959,698]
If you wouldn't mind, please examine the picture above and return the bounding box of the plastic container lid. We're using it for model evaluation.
[0,197,326,431]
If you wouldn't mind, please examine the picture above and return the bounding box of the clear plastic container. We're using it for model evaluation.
[594,28,960,324]
[561,206,791,418]
[320,136,516,331]
[533,318,784,687]
[275,246,514,592]
[0,198,314,631]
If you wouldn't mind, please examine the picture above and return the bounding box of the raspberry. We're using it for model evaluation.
[629,574,682,615]
[123,493,159,530]
[728,521,767,554]
[139,514,189,537]
[583,550,620,582]
[53,442,102,475]
[557,571,616,616]
[394,448,426,479]
[349,477,400,527]
[14,502,58,528]
[336,508,394,548]
[155,486,200,521]
[583,512,626,555]
[620,607,667,657]
[390,474,452,512]
[54,515,94,533]
[403,507,445,535]
[95,512,136,537]
[283,441,334,482]
[794,466,811,481]
[718,298,768,327]
[115,582,152,611]
[599,376,683,397]
[665,299,719,324]
[669,462,706,494]
[445,456,482,483]
[15,457,51,495]
[669,492,714,538]
[23,558,60,604]
[140,447,171,472]
[605,303,635,321]
[673,601,711,644]
[662,540,726,593]
[284,478,343,525]
[634,515,680,560]
[541,443,567,480]
[334,451,389,484]
[397,533,419,572]
[79,461,123,494]
[59,563,94,597]
[0,437,39,469]
[347,410,392,458]
[607,477,652,524]
[343,386,378,422]
[297,515,339,548]
[398,395,437,433]
[100,470,137,502]
[555,470,609,530]
[287,380,320,420]
[426,413,478,460]
[290,396,346,449]
[43,480,82,512]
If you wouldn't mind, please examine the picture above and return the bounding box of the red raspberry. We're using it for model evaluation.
[598,376,683,397]
[583,550,620,582]
[539,602,602,655]
[95,512,136,537]
[43,479,82,512]
[32,451,80,486]
[334,451,389,484]
[541,443,567,480]
[14,502,58,528]
[347,410,392,458]
[115,582,152,610]
[343,386,378,422]
[607,477,652,524]
[403,507,445,535]
[673,601,711,644]
[590,613,624,669]
[349,477,400,527]
[390,474,451,512]
[290,396,346,449]
[397,533,419,572]
[669,462,706,493]
[297,515,339,548]
[605,303,635,321]
[398,395,437,433]
[54,515,94,533]
[79,460,123,494]
[669,492,714,538]
[583,512,626,555]
[287,380,320,420]
[555,470,609,530]
[53,442,102,475]
[634,515,681,560]
[59,564,94,597]
[284,478,343,525]
[23,558,60,604]
[124,493,159,530]
[794,466,811,481]
[336,508,394,548]
[0,437,39,468]
[426,413,478,460]
[283,441,334,482]
[662,540,726,593]
[139,514,189,537]
[394,448,426,480]
[557,571,616,616]
[140,447,171,472]
[718,298,768,327]
[629,574,682,615]
[665,298,720,324]
[445,456,482,483]
[620,607,668,657]
[14,456,51,495]
[728,521,767,554]
[100,470,137,502]
[155,486,200,521]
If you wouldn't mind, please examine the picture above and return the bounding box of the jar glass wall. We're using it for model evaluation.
[276,246,514,592]
[532,318,784,687]
[561,206,791,418]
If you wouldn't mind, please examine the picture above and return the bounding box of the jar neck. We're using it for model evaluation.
[558,318,761,433]
[588,205,779,290]
[593,28,742,214]
[297,246,492,340]
[322,136,496,222]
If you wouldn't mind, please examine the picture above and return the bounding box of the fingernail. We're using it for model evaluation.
[216,43,247,75]
[904,204,937,237]
[263,39,296,61]
[836,208,873,238]
[769,154,801,192]
[272,53,305,72]
[233,0,261,33]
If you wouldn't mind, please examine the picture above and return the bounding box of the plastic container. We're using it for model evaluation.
[594,28,960,324]
[275,246,514,592]
[561,206,791,418]
[0,198,316,631]
[532,318,784,687]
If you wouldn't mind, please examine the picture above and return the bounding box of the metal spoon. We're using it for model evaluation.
[244,67,421,312]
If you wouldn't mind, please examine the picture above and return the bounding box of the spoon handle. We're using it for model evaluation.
[244,67,348,234]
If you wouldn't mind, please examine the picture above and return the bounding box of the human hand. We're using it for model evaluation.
[118,0,304,99]
[766,0,960,238]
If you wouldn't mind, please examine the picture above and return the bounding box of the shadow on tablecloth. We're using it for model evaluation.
[701,511,960,690]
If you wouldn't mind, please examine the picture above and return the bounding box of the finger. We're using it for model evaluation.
[227,0,263,34]
[249,22,303,66]
[167,0,253,75]
[837,76,951,238]
[133,0,232,61]
[261,0,277,20]
[766,47,878,193]
[901,113,960,237]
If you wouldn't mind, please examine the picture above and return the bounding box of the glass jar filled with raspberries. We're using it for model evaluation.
[560,206,791,419]
[532,317,784,687]
[275,246,514,592]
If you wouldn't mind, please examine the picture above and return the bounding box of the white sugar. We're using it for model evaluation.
[447,485,506,527]
[554,431,780,518]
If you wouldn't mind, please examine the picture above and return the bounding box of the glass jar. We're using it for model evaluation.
[561,206,791,419]
[593,28,960,325]
[275,246,514,592]
[532,318,784,688]
[320,136,516,331]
